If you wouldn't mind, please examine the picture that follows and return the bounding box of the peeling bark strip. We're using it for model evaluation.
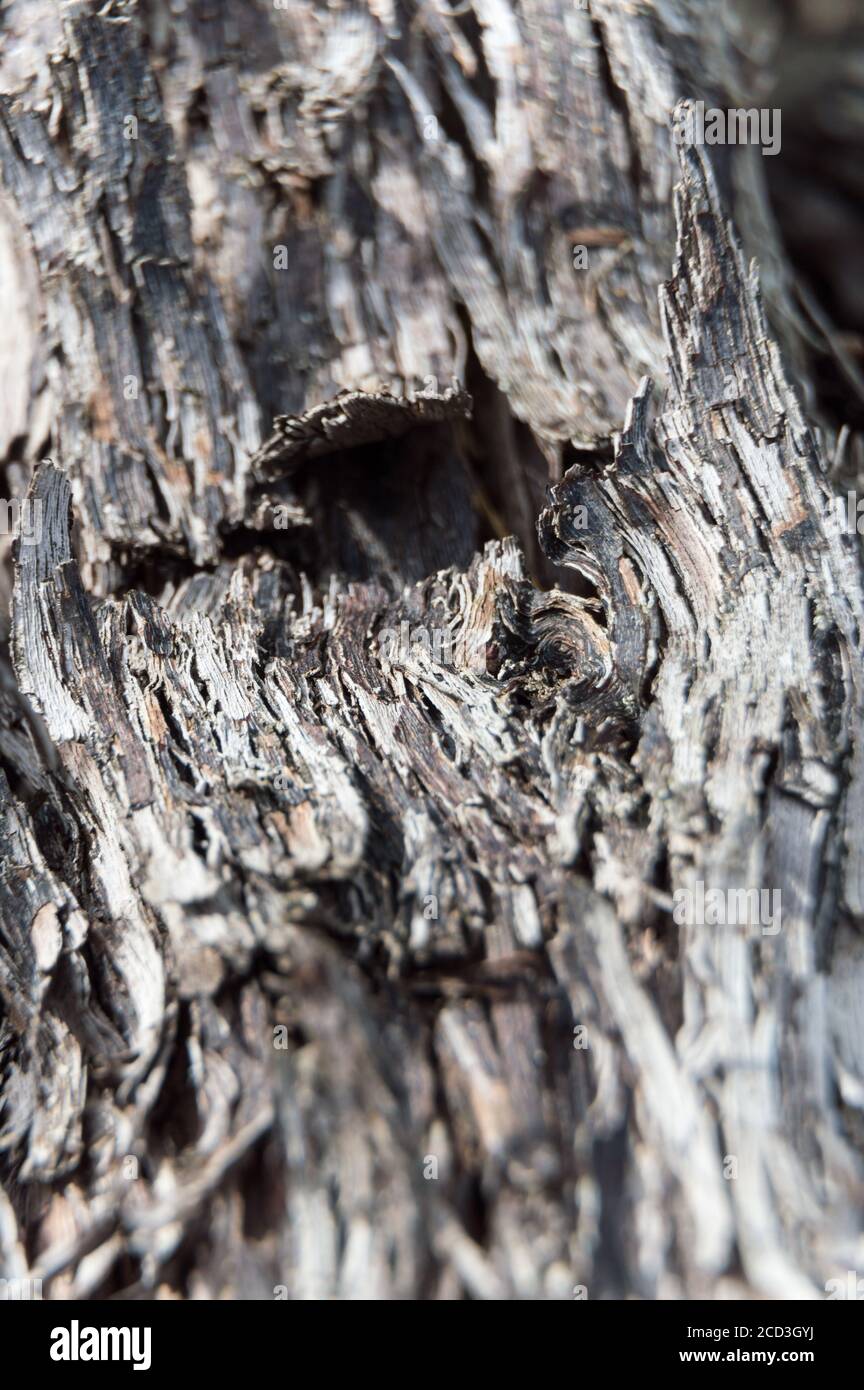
[0,1,862,1301]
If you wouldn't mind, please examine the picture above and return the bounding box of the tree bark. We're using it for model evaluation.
[0,0,862,1300]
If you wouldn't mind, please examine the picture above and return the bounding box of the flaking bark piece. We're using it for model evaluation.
[251,384,473,479]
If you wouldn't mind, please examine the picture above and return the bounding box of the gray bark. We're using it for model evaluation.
[0,0,862,1300]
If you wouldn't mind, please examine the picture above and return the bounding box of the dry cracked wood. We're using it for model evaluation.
[0,0,862,1301]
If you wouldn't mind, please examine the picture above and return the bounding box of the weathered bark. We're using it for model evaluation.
[0,0,862,1300]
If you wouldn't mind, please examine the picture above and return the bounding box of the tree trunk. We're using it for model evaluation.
[0,0,862,1300]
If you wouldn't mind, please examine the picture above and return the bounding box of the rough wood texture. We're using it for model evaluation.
[0,0,862,1300]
